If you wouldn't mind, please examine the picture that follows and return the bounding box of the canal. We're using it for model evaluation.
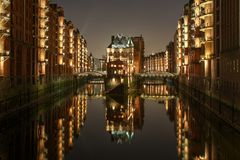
[0,83,240,160]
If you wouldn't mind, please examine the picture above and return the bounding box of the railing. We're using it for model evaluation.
[200,0,213,5]
[191,3,196,8]
[200,23,213,30]
[0,50,10,57]
[0,29,10,35]
[200,9,213,17]
[205,37,213,42]
[0,78,80,119]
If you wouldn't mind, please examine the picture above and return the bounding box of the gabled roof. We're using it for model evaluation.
[108,34,134,49]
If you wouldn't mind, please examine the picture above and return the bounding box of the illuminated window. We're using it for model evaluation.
[237,59,239,73]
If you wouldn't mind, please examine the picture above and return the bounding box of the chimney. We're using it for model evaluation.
[111,36,114,42]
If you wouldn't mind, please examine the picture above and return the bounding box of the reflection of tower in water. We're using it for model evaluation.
[134,97,145,130]
[142,84,176,103]
[143,84,176,97]
[84,83,105,97]
[105,95,144,143]
[67,106,74,149]
[80,95,87,126]
[106,96,135,144]
[74,95,81,135]
[57,118,64,160]
[37,120,48,160]
[63,99,75,153]
[176,98,189,160]
[55,93,87,160]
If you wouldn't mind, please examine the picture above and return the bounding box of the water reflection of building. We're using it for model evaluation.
[175,98,189,160]
[143,84,168,96]
[165,99,176,123]
[105,96,144,143]
[0,85,94,159]
[142,84,176,100]
[134,97,144,130]
[37,92,88,160]
[37,120,48,160]
[166,95,240,160]
[85,83,105,98]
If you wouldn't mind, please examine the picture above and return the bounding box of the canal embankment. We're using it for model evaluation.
[0,77,88,119]
[178,82,240,133]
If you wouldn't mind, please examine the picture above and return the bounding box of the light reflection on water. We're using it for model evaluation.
[0,83,239,160]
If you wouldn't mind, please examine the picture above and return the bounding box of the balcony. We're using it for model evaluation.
[191,3,196,8]
[2,0,10,4]
[0,50,10,57]
[200,55,206,61]
[39,26,47,30]
[205,36,213,42]
[39,5,48,10]
[39,17,49,23]
[200,53,214,61]
[38,36,48,40]
[200,0,213,6]
[0,13,10,21]
[39,59,46,63]
[0,29,10,37]
[200,23,213,31]
[200,37,207,43]
[191,12,195,19]
[38,46,47,50]
[200,10,213,18]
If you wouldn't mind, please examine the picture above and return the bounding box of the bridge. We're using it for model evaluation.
[78,71,177,78]
[140,94,176,101]
[138,71,177,78]
[78,71,107,77]
[78,71,178,80]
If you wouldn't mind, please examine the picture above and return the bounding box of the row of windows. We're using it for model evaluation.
[221,80,240,94]
[110,64,124,68]
[108,70,125,75]
[222,58,240,73]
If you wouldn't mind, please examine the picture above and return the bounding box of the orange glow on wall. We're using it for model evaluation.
[0,61,4,76]
[195,38,201,48]
[58,55,63,65]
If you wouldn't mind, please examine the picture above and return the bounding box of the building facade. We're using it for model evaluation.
[0,0,38,87]
[0,0,90,90]
[88,53,94,72]
[218,0,240,105]
[81,37,88,73]
[47,4,58,82]
[132,36,145,73]
[99,58,107,71]
[106,34,135,77]
[174,0,240,106]
[144,52,167,72]
[166,42,176,73]
[92,58,100,71]
[73,29,81,75]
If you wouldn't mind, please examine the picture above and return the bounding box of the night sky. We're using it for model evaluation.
[56,0,188,58]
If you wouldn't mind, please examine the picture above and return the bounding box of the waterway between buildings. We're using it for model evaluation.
[0,82,239,160]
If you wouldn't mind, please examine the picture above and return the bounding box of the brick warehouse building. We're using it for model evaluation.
[0,0,90,90]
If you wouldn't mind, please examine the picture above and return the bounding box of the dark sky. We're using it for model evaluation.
[56,0,188,58]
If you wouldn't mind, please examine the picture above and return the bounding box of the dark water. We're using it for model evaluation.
[0,83,240,160]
